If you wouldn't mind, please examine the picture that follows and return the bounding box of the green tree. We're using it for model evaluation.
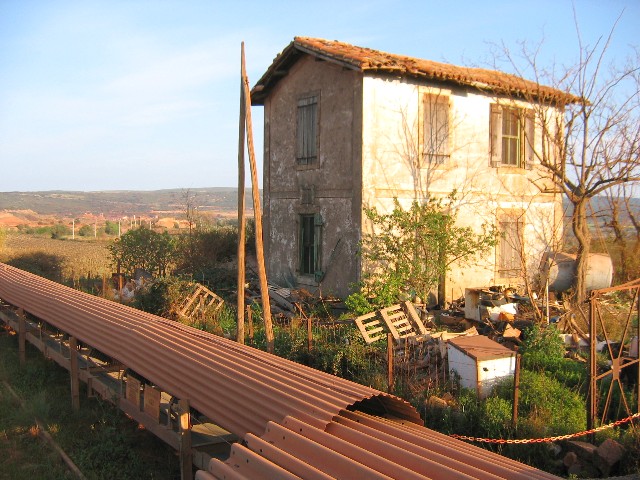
[104,220,119,235]
[50,223,71,239]
[108,227,176,276]
[348,194,497,313]
[78,224,93,237]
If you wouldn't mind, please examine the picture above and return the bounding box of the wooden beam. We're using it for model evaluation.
[179,398,193,480]
[237,43,247,345]
[241,43,274,353]
[69,336,80,411]
[18,309,26,366]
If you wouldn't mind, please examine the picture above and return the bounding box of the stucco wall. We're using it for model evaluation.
[262,56,363,296]
[360,75,563,301]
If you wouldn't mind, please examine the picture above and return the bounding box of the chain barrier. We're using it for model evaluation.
[449,412,640,444]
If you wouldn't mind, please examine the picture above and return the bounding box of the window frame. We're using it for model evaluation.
[420,92,451,167]
[497,214,524,279]
[299,213,323,278]
[296,94,320,167]
[490,104,534,169]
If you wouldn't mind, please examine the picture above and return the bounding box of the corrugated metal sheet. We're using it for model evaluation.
[0,263,561,479]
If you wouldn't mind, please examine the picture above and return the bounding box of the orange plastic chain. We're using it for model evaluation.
[449,412,640,444]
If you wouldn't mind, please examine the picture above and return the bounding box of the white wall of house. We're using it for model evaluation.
[361,75,563,301]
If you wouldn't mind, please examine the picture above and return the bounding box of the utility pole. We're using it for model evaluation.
[240,42,274,353]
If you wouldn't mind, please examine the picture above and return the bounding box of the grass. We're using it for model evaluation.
[1,233,112,281]
[0,330,180,480]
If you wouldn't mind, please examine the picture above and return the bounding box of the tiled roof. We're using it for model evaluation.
[252,37,577,105]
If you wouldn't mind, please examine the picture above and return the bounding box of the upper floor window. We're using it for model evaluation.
[490,104,534,169]
[421,93,450,166]
[296,95,318,166]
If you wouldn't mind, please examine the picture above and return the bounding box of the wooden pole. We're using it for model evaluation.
[512,353,521,428]
[69,336,80,411]
[247,304,254,345]
[241,42,274,353]
[588,295,597,435]
[179,398,193,480]
[307,315,313,352]
[387,333,394,393]
[18,308,26,366]
[236,43,247,345]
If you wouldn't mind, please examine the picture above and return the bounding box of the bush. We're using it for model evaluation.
[50,223,71,239]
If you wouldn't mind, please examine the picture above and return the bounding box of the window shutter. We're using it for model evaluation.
[313,213,323,281]
[490,104,502,167]
[524,109,535,170]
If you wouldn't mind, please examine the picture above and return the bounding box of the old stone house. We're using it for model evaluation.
[251,37,568,302]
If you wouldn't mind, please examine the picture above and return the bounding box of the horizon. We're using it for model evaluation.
[1,1,638,191]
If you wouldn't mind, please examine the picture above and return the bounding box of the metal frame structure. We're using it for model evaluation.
[588,278,640,430]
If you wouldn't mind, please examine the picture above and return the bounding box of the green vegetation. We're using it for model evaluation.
[347,194,497,313]
[108,227,176,276]
[0,333,179,479]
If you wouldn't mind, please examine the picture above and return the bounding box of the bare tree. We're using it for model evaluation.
[497,16,640,302]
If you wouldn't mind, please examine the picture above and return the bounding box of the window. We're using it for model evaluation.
[422,93,450,165]
[498,217,523,278]
[490,104,534,168]
[299,213,322,278]
[296,95,318,165]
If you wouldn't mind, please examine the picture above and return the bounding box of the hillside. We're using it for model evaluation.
[0,188,256,217]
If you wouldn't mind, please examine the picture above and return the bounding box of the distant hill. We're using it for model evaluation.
[0,188,256,217]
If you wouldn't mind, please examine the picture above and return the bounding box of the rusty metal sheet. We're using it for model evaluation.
[0,263,420,440]
[0,264,562,480]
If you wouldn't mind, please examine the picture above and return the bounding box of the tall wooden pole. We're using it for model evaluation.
[511,353,521,428]
[236,43,247,345]
[241,43,274,353]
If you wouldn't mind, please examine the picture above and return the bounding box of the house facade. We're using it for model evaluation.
[251,37,567,301]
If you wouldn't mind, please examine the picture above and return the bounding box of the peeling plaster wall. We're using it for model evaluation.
[262,55,363,296]
[261,58,563,301]
[361,75,563,300]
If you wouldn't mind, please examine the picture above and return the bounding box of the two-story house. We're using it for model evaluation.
[251,37,568,302]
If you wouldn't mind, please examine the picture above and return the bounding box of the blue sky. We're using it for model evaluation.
[0,0,637,192]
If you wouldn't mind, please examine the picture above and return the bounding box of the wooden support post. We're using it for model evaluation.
[236,43,247,346]
[247,305,254,345]
[307,315,313,352]
[18,309,26,366]
[69,336,80,411]
[179,398,193,480]
[387,333,394,393]
[588,295,597,436]
[512,353,521,429]
[241,42,274,353]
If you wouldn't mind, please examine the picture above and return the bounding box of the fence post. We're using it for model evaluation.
[387,333,394,393]
[512,353,521,429]
[247,305,254,345]
[69,336,80,411]
[179,398,193,480]
[307,316,313,352]
[18,308,26,366]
